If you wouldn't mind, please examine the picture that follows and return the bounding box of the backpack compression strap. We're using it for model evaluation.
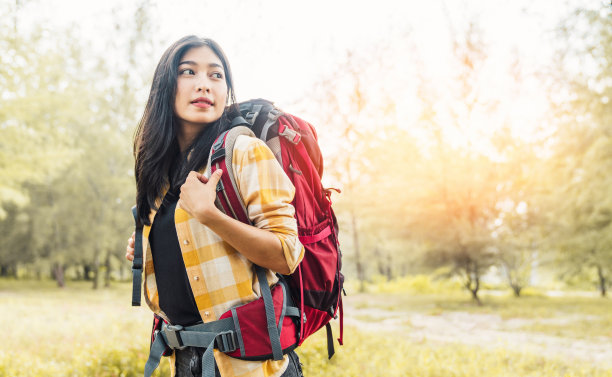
[131,205,143,306]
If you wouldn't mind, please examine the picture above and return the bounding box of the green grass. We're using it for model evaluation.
[300,328,610,377]
[1,278,611,376]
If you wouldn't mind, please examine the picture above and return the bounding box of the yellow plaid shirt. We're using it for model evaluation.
[141,135,304,377]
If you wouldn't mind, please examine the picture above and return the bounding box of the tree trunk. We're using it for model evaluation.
[597,265,607,298]
[463,261,482,305]
[52,263,65,288]
[470,287,481,305]
[512,284,522,297]
[104,250,112,288]
[469,275,481,305]
[385,252,392,281]
[350,207,365,292]
[83,264,92,280]
[92,250,100,290]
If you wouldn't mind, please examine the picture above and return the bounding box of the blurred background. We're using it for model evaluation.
[1,0,611,376]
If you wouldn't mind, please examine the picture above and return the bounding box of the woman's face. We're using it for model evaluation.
[174,46,228,129]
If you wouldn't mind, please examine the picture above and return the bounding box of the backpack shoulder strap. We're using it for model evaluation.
[131,205,143,306]
[207,125,287,361]
[207,126,255,225]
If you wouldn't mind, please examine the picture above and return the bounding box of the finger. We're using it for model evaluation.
[208,169,223,186]
[128,237,134,247]
[197,173,209,184]
[131,231,135,241]
[125,251,134,261]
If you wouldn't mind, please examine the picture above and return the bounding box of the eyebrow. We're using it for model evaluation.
[178,60,223,69]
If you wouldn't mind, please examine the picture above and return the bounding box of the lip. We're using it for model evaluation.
[191,97,213,108]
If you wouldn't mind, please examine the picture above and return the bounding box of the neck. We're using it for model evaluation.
[177,122,204,152]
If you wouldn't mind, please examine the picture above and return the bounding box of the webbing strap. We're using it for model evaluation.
[231,307,246,357]
[131,206,143,306]
[162,329,218,377]
[325,323,335,359]
[256,266,284,360]
[144,334,168,377]
[260,109,281,141]
[201,342,217,377]
[278,282,288,334]
[338,297,344,345]
[144,318,236,377]
[298,265,304,344]
[285,306,299,318]
[298,225,332,245]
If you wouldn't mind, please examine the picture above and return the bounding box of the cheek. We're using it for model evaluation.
[220,86,228,105]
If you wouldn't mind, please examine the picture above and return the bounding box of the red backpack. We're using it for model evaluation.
[134,99,343,377]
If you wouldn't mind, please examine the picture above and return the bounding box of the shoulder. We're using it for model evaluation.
[232,135,275,165]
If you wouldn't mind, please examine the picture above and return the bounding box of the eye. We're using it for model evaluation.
[211,72,224,79]
[179,68,195,75]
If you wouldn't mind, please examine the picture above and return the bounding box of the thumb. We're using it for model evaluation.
[208,169,223,186]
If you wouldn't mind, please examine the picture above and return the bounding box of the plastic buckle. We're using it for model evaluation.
[215,331,238,353]
[268,108,281,121]
[245,111,259,125]
[279,126,301,144]
[164,324,186,350]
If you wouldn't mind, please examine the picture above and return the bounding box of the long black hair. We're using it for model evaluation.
[134,36,238,226]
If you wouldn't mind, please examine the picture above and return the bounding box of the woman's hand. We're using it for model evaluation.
[125,231,135,262]
[179,170,224,225]
[179,169,291,274]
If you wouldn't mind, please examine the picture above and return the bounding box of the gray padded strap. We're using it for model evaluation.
[256,266,283,360]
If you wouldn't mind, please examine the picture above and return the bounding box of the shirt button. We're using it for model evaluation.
[204,311,210,317]
[194,276,199,281]
[183,239,189,245]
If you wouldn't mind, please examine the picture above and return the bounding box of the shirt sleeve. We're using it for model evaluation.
[232,135,304,273]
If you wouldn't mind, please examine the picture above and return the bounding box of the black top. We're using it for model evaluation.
[149,189,202,326]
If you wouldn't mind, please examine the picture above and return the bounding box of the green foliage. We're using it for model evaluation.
[544,4,612,296]
[0,3,155,285]
[362,274,463,295]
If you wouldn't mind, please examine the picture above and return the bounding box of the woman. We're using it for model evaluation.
[126,35,304,377]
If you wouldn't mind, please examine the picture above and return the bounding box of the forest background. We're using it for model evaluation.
[1,0,611,376]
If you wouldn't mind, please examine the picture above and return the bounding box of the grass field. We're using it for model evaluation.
[1,279,611,377]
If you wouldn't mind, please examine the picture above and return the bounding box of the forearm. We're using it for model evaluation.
[199,209,291,274]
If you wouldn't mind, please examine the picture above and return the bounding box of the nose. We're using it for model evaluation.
[196,75,210,93]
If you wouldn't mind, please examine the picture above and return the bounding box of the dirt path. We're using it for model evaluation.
[344,297,612,367]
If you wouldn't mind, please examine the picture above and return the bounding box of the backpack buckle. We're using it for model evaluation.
[215,331,238,353]
[268,108,281,121]
[279,124,301,144]
[245,110,261,125]
[163,324,186,350]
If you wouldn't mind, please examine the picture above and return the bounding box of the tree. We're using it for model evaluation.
[0,2,150,287]
[546,4,612,296]
[408,18,501,303]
